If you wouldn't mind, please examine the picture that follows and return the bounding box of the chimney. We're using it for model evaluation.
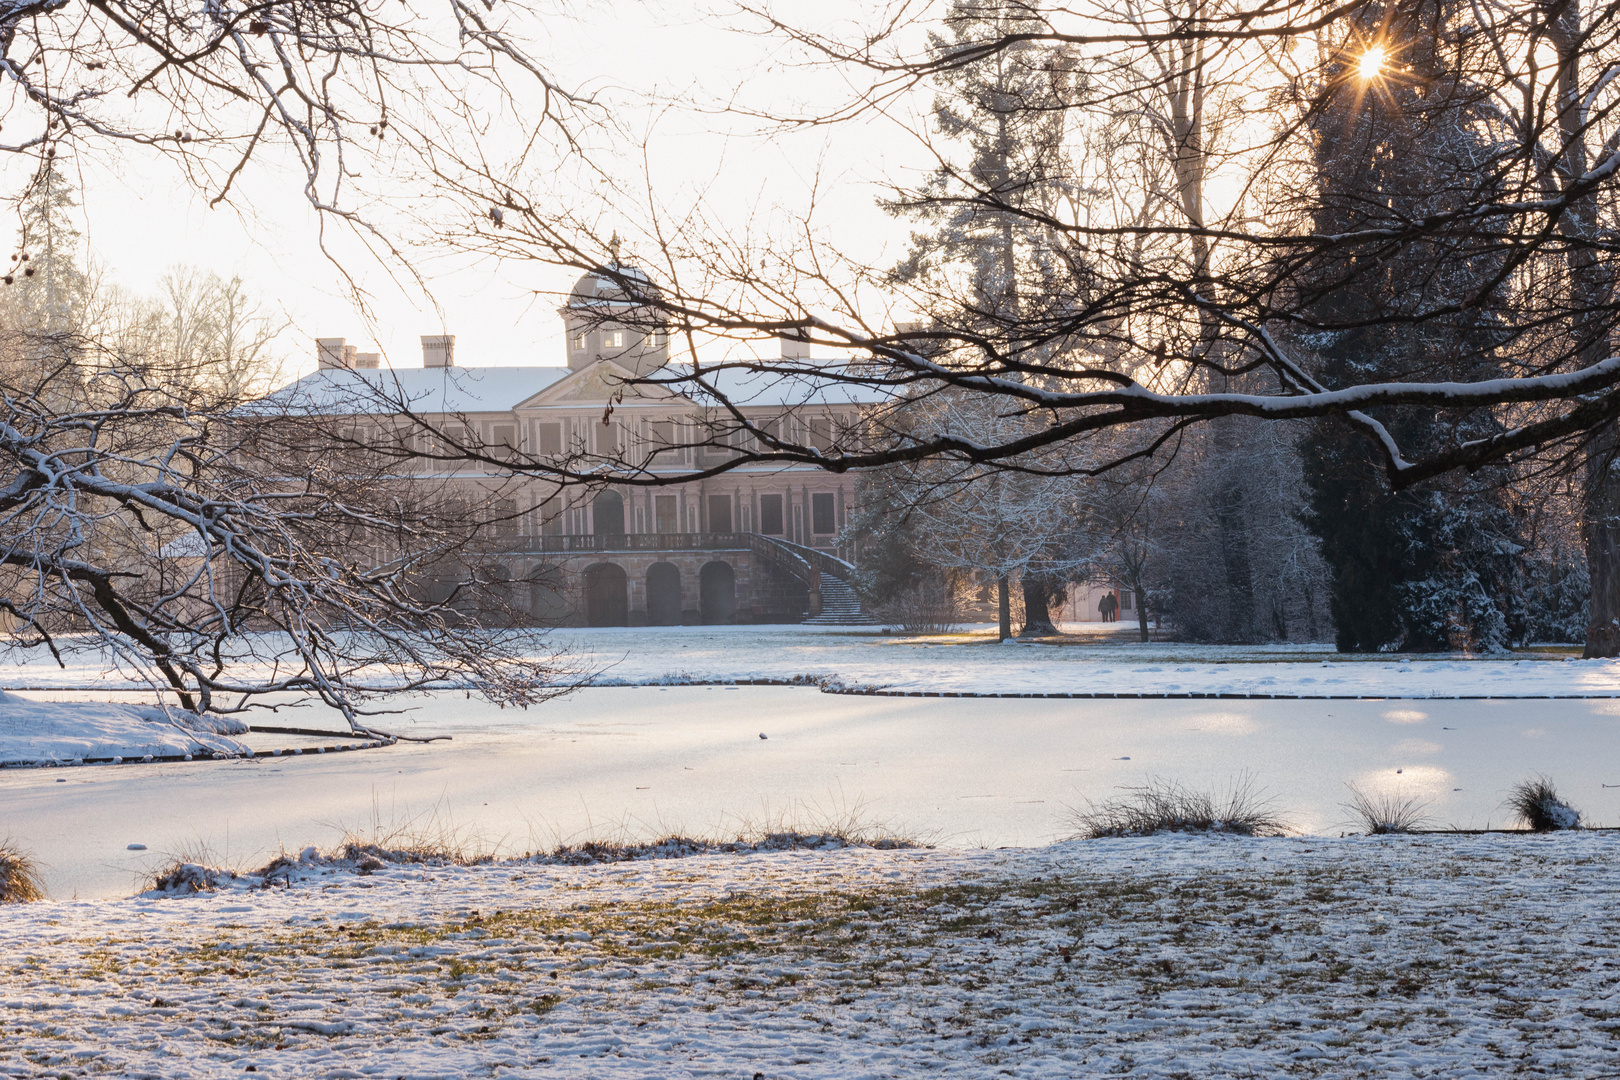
[422,334,455,368]
[316,337,347,370]
[780,333,810,360]
[353,352,381,369]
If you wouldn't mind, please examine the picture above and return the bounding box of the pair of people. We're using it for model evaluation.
[1098,591,1121,622]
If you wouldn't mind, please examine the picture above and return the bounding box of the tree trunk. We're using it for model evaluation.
[1585,428,1620,656]
[1018,574,1058,637]
[1547,0,1620,656]
[997,575,1012,641]
[1212,423,1256,642]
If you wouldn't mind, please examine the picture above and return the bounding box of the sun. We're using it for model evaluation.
[1358,44,1386,80]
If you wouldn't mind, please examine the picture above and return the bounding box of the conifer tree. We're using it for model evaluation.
[881,0,1088,637]
[1298,0,1528,651]
[5,167,90,339]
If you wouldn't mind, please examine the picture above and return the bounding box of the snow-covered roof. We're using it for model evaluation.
[255,366,574,416]
[655,367,887,408]
[254,360,885,417]
[567,262,658,307]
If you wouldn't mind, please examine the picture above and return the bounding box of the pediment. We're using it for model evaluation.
[515,359,688,408]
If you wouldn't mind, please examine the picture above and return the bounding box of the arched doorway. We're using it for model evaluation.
[593,490,625,537]
[584,562,628,626]
[647,562,682,626]
[700,560,736,624]
[527,566,568,625]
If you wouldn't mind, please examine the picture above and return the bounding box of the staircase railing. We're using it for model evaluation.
[754,536,856,584]
[747,534,824,617]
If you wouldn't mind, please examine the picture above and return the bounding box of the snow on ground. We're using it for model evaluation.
[562,626,1620,698]
[0,690,250,767]
[3,835,1618,1079]
[5,625,1618,701]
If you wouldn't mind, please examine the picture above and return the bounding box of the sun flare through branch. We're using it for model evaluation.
[1358,44,1386,79]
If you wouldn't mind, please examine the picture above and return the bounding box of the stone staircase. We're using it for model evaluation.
[747,534,876,625]
[802,570,877,626]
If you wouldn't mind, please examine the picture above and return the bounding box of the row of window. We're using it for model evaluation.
[529,415,847,458]
[571,329,661,351]
[531,490,841,537]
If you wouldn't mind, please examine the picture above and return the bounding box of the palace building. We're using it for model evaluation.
[263,264,876,626]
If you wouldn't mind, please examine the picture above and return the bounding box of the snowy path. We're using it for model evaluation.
[7,688,1620,900]
[3,835,1619,1079]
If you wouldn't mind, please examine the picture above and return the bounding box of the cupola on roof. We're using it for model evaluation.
[567,261,658,307]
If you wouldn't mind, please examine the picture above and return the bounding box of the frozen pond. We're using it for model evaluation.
[5,686,1620,899]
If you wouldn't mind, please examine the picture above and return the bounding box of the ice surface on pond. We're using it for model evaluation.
[5,686,1620,899]
[6,625,1620,899]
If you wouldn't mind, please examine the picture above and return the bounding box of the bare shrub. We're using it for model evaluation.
[1070,775,1291,839]
[1341,784,1433,835]
[1508,776,1582,832]
[875,579,961,634]
[0,840,46,903]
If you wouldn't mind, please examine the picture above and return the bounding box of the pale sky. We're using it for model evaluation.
[39,0,934,381]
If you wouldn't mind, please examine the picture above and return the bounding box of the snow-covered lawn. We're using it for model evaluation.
[3,835,1617,1078]
[5,624,1619,701]
[559,625,1620,698]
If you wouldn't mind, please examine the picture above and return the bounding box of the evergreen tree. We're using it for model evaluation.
[881,0,1089,636]
[1298,0,1528,652]
[7,167,90,337]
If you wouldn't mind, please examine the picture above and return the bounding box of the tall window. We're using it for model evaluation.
[811,492,835,535]
[759,494,784,535]
[604,330,625,348]
[707,494,733,533]
[571,332,586,351]
[490,499,518,540]
[593,490,625,536]
[655,494,679,533]
[540,496,564,536]
[537,423,563,456]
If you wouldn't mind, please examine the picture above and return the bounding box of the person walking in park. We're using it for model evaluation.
[1099,591,1119,622]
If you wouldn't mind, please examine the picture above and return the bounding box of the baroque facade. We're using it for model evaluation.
[265,265,875,626]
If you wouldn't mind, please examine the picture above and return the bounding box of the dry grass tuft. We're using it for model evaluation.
[1341,783,1433,835]
[1070,775,1291,839]
[1507,775,1582,831]
[0,839,46,903]
[535,829,916,866]
[139,841,249,895]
